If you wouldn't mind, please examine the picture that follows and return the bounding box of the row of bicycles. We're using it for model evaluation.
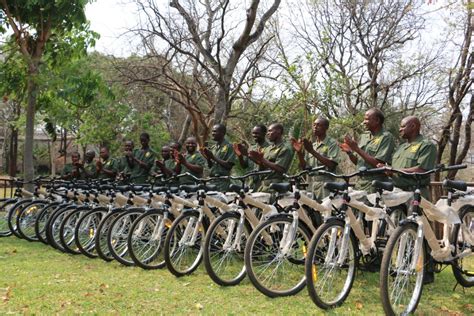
[1,164,473,315]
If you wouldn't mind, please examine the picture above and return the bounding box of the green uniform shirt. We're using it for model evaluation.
[62,163,82,179]
[208,139,236,191]
[306,136,342,201]
[392,135,436,199]
[179,152,206,185]
[246,141,270,190]
[97,158,118,179]
[259,141,294,192]
[83,161,97,179]
[129,148,156,184]
[356,128,396,193]
[150,159,178,185]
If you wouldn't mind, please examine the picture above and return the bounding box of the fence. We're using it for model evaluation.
[0,176,14,199]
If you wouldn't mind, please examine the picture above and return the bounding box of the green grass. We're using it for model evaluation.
[0,237,473,315]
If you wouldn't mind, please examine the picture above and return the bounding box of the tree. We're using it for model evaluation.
[126,0,281,142]
[0,0,89,187]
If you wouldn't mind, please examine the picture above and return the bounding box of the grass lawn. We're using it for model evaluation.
[0,237,472,315]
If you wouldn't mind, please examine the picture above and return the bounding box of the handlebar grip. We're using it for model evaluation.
[443,164,467,171]
[362,167,387,175]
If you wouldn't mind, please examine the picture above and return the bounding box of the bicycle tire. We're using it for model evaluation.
[128,208,172,269]
[59,206,91,254]
[35,202,62,244]
[75,207,109,258]
[16,200,49,241]
[7,199,33,238]
[164,210,206,277]
[244,214,311,297]
[95,209,124,262]
[305,218,357,309]
[203,211,251,286]
[0,199,18,236]
[451,205,474,287]
[380,222,425,316]
[107,208,145,266]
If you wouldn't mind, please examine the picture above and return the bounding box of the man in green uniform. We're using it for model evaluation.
[129,133,156,184]
[389,116,437,200]
[151,142,181,185]
[233,124,269,190]
[61,152,83,180]
[82,150,97,179]
[292,117,342,202]
[386,115,437,284]
[249,123,294,192]
[201,124,236,192]
[116,140,135,183]
[96,146,118,180]
[341,108,395,193]
[175,137,206,185]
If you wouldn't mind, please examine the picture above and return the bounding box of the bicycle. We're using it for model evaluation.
[378,164,472,315]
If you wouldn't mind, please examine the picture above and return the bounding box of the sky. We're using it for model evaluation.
[85,0,140,56]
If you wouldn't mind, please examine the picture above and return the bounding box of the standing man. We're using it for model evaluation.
[129,133,156,184]
[249,123,294,192]
[386,116,437,284]
[201,124,236,191]
[61,152,83,180]
[82,150,97,179]
[151,142,181,183]
[341,108,395,193]
[96,146,118,180]
[388,116,437,200]
[233,124,269,190]
[116,140,135,183]
[175,137,206,185]
[292,117,342,202]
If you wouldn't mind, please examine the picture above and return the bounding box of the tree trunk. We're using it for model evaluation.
[8,127,18,177]
[24,63,39,191]
[214,85,230,124]
[178,114,192,144]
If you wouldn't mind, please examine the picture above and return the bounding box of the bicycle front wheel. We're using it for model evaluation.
[203,211,250,286]
[452,205,474,287]
[164,210,205,277]
[128,209,171,269]
[305,219,357,309]
[244,215,311,297]
[380,222,425,316]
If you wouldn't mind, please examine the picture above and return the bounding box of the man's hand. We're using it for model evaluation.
[201,147,214,161]
[155,160,164,167]
[376,162,393,176]
[96,160,102,170]
[291,138,303,153]
[233,143,248,157]
[343,134,358,151]
[339,142,352,153]
[175,152,185,164]
[248,150,264,165]
[302,138,314,153]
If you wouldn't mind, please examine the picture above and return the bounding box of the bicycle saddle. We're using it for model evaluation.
[324,182,348,192]
[442,179,467,192]
[269,183,291,194]
[372,180,394,192]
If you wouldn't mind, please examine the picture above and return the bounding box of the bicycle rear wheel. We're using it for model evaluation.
[7,199,33,238]
[451,205,474,287]
[380,222,425,316]
[244,214,311,297]
[35,202,62,244]
[305,219,357,309]
[60,207,90,254]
